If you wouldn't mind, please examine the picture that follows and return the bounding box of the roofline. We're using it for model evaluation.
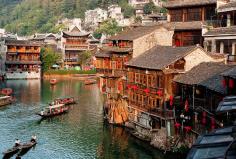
[126,46,205,70]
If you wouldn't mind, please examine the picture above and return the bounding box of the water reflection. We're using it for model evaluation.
[0,79,170,159]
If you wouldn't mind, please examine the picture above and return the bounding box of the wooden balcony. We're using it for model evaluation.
[227,55,236,64]
[65,44,89,51]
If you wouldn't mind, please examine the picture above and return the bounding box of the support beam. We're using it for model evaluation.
[227,13,231,27]
[232,42,236,55]
[220,41,224,54]
[211,39,216,53]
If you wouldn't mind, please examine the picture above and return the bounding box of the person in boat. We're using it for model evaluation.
[31,135,37,143]
[40,109,44,116]
[15,139,20,147]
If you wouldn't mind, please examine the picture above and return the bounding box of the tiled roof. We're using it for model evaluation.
[218,2,236,13]
[126,45,199,70]
[204,26,236,36]
[5,39,41,46]
[109,24,172,41]
[95,50,111,58]
[100,46,132,53]
[5,61,42,65]
[174,62,231,94]
[221,67,236,79]
[163,0,217,9]
[62,31,90,37]
[166,21,203,31]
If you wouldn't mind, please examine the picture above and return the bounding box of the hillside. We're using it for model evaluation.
[0,0,125,35]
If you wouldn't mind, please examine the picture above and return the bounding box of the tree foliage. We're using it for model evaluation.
[143,1,157,15]
[0,0,130,36]
[94,19,122,37]
[77,50,92,69]
[41,46,61,71]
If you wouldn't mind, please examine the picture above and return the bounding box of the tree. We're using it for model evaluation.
[143,1,157,15]
[41,46,61,72]
[94,19,122,36]
[77,50,92,70]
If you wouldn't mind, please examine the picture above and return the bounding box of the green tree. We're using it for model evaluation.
[77,50,92,70]
[41,46,61,72]
[94,19,122,36]
[143,1,157,15]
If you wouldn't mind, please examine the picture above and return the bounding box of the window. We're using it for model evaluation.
[187,8,201,21]
[135,73,140,83]
[170,9,183,22]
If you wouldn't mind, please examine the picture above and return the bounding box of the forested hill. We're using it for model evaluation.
[0,0,126,35]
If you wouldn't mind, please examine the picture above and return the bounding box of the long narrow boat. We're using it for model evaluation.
[84,79,97,85]
[37,103,69,118]
[52,97,76,105]
[0,96,13,107]
[2,145,21,158]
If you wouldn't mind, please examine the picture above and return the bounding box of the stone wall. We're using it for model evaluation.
[184,48,224,72]
[6,71,41,79]
[133,27,174,58]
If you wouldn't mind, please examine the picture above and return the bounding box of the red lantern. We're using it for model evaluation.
[229,79,234,88]
[211,118,215,130]
[202,111,207,125]
[118,81,123,91]
[144,88,150,94]
[108,42,112,46]
[132,85,138,90]
[127,84,132,89]
[185,100,189,112]
[222,79,226,87]
[157,89,163,96]
[174,122,181,128]
[184,126,192,133]
[170,95,174,106]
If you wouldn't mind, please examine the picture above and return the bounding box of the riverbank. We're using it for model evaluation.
[43,69,97,80]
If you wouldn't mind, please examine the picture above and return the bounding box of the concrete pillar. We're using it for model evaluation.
[211,39,216,53]
[227,13,231,27]
[232,42,236,55]
[220,41,224,54]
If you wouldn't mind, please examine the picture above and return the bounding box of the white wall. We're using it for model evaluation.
[6,71,41,79]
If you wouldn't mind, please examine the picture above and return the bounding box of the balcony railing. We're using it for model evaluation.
[96,68,124,77]
[65,45,89,51]
[205,20,227,28]
[227,55,236,63]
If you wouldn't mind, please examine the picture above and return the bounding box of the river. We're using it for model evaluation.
[0,79,174,159]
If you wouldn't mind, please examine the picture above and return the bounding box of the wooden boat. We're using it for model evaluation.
[20,140,37,151]
[1,88,13,96]
[84,79,97,85]
[37,103,69,118]
[0,96,13,107]
[53,97,76,105]
[50,79,57,85]
[2,145,21,158]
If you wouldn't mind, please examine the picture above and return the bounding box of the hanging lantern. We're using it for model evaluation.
[185,100,189,112]
[157,89,163,96]
[118,81,123,91]
[184,126,192,133]
[211,118,215,130]
[175,122,181,135]
[132,85,138,90]
[229,79,234,88]
[127,84,132,89]
[144,88,150,94]
[175,122,181,128]
[196,89,200,95]
[170,95,174,106]
[202,111,207,125]
[222,79,227,87]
